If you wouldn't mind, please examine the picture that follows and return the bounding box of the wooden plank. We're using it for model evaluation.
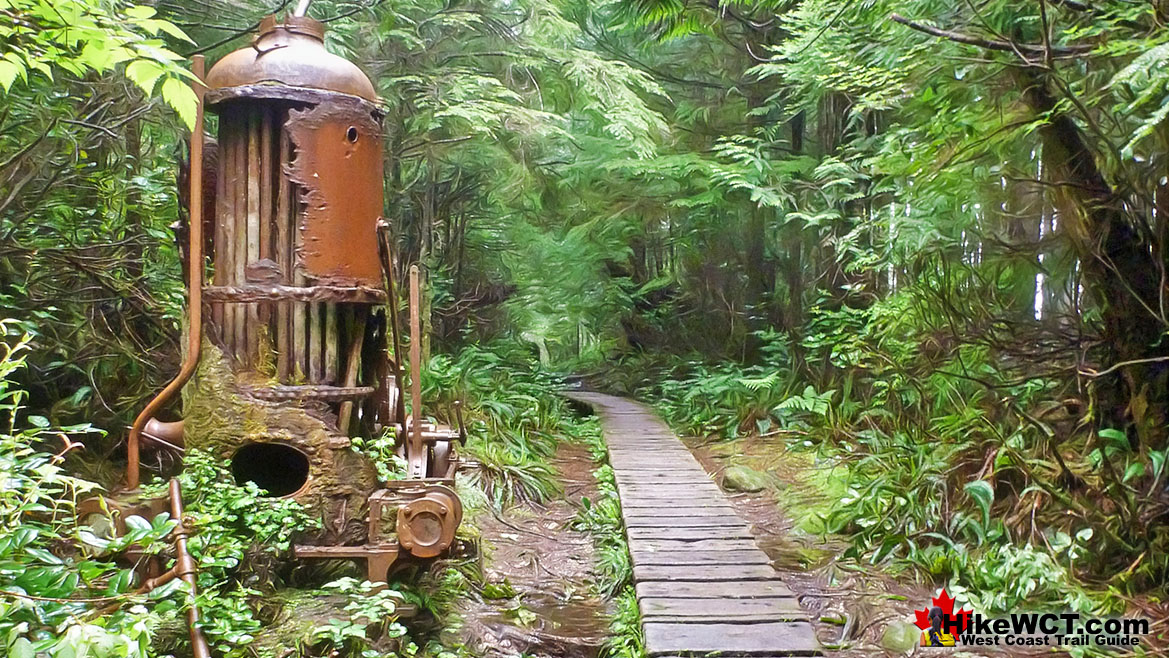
[623,517,751,529]
[628,538,760,552]
[246,109,262,363]
[633,563,780,582]
[623,507,740,518]
[274,124,292,381]
[626,526,756,541]
[620,500,734,510]
[564,391,819,656]
[642,622,820,656]
[630,550,770,566]
[232,108,248,360]
[636,580,797,599]
[639,597,807,622]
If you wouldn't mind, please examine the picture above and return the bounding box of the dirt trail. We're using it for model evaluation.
[457,443,611,658]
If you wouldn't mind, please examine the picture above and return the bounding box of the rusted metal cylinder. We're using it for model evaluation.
[183,15,391,542]
[203,14,386,397]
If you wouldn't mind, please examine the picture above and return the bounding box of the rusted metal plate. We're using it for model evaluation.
[286,98,384,287]
[203,284,386,303]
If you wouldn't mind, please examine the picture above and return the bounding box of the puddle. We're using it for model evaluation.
[457,443,611,658]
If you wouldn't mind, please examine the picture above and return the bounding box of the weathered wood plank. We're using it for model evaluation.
[626,526,756,541]
[632,563,781,581]
[630,549,770,566]
[636,580,798,599]
[642,622,820,656]
[621,516,751,529]
[628,538,760,552]
[639,597,808,622]
[564,391,820,656]
[623,506,741,518]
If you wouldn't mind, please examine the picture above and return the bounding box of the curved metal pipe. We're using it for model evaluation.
[143,418,186,451]
[126,56,206,490]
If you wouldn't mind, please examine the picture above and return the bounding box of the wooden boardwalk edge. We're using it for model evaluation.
[566,391,823,657]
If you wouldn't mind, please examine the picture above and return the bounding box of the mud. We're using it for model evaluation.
[457,442,611,658]
[687,435,1062,658]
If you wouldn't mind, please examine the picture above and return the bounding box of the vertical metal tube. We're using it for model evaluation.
[259,107,274,341]
[125,56,206,490]
[309,301,322,382]
[220,111,237,356]
[168,479,211,658]
[409,265,425,479]
[324,302,338,383]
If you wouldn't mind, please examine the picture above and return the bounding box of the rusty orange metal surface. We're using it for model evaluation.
[396,484,462,558]
[286,98,385,286]
[205,15,377,102]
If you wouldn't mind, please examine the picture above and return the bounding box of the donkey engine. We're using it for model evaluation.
[123,14,464,582]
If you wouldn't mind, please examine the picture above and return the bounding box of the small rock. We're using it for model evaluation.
[881,621,920,653]
[722,465,770,492]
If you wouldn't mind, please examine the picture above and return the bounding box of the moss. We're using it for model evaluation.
[182,340,378,544]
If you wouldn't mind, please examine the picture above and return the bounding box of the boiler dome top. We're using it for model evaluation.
[205,15,377,102]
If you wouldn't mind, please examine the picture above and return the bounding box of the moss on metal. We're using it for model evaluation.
[182,339,377,544]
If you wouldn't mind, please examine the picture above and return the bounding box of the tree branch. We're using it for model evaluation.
[889,13,1094,57]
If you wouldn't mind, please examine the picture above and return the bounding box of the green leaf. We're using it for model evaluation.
[161,76,197,129]
[1123,461,1145,483]
[124,59,165,95]
[9,637,33,658]
[964,480,994,526]
[0,59,22,91]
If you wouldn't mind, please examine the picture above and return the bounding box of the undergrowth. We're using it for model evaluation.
[617,290,1168,620]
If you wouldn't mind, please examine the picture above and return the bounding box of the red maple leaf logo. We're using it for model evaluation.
[913,588,970,633]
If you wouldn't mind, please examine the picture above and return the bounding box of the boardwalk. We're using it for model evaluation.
[567,392,821,657]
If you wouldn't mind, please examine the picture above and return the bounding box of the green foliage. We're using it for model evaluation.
[0,326,178,657]
[142,450,318,655]
[422,342,572,506]
[602,587,645,658]
[309,578,412,656]
[0,0,197,125]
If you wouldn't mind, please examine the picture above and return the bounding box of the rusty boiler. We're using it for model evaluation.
[120,14,464,581]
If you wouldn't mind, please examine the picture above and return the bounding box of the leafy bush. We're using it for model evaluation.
[0,326,177,657]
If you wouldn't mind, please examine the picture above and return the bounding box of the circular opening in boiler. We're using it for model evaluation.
[231,443,310,497]
[346,126,359,143]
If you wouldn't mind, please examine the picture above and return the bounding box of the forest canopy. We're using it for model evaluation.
[3,0,1169,655]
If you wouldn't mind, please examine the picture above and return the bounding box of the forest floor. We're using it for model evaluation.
[454,442,611,658]
[686,434,1067,658]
